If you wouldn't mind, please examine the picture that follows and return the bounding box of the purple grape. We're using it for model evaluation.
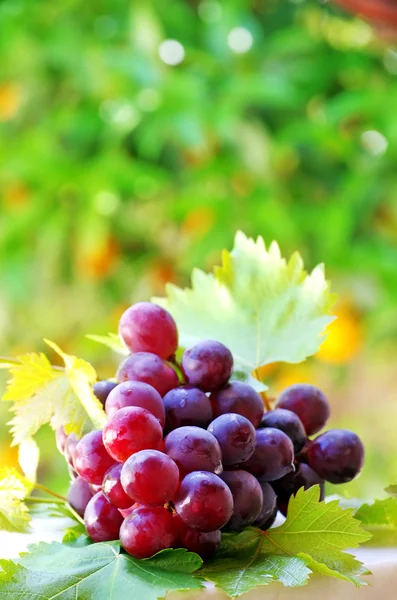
[220,470,263,530]
[307,429,364,484]
[55,426,68,454]
[242,428,294,481]
[163,385,213,433]
[181,340,233,392]
[210,381,264,428]
[84,491,123,542]
[93,380,118,407]
[117,352,179,397]
[120,506,178,559]
[121,450,180,506]
[253,481,278,530]
[67,476,93,517]
[105,381,165,427]
[179,524,221,559]
[163,426,223,477]
[74,430,115,485]
[272,463,325,500]
[174,471,233,532]
[64,433,78,468]
[275,384,330,436]
[119,302,178,359]
[258,409,306,454]
[102,463,133,509]
[207,413,256,466]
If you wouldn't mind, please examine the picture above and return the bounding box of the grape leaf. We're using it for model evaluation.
[0,467,33,533]
[155,232,336,380]
[0,541,204,600]
[2,340,106,446]
[18,437,40,482]
[86,333,129,355]
[356,496,397,545]
[385,483,397,498]
[200,487,371,598]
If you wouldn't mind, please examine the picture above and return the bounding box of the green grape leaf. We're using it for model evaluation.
[0,467,33,533]
[155,232,336,380]
[200,487,371,598]
[0,541,203,600]
[356,496,397,545]
[86,333,129,355]
[2,340,106,446]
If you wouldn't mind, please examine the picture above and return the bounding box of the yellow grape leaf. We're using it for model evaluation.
[155,232,336,374]
[0,467,33,533]
[2,340,106,447]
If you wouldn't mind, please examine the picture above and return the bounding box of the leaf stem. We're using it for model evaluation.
[66,504,85,525]
[25,496,64,505]
[34,482,68,502]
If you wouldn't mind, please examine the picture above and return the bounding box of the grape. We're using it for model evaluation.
[93,380,118,407]
[174,471,233,532]
[220,470,263,530]
[258,409,306,454]
[120,506,178,559]
[210,381,264,428]
[67,476,93,517]
[179,525,221,559]
[117,352,179,397]
[119,503,139,519]
[119,302,178,359]
[121,450,179,506]
[103,406,163,462]
[64,433,78,468]
[307,429,365,484]
[74,430,115,485]
[272,463,325,501]
[163,385,213,433]
[90,483,102,494]
[181,340,233,392]
[102,463,133,509]
[253,482,278,530]
[207,413,256,466]
[56,426,68,454]
[242,428,294,481]
[275,384,330,436]
[84,491,123,542]
[163,426,223,477]
[105,381,165,427]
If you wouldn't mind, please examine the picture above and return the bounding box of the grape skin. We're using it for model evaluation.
[253,481,278,530]
[55,426,68,454]
[103,406,163,463]
[181,340,233,392]
[120,506,178,559]
[272,463,325,501]
[164,426,223,477]
[242,427,294,481]
[275,384,330,436]
[84,491,123,542]
[207,413,256,466]
[93,380,118,407]
[64,433,78,468]
[121,450,180,506]
[163,385,213,433]
[102,463,133,509]
[258,408,306,454]
[119,302,178,359]
[105,380,165,427]
[67,476,93,517]
[117,352,179,397]
[179,524,221,559]
[74,430,115,485]
[307,428,365,484]
[220,470,263,530]
[174,471,234,532]
[210,381,264,428]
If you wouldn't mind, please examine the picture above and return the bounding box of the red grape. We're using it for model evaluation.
[210,381,264,427]
[253,481,278,530]
[164,426,223,477]
[220,470,263,530]
[67,476,93,517]
[74,430,115,485]
[259,409,306,454]
[163,385,213,433]
[307,429,364,484]
[84,491,123,542]
[105,381,165,427]
[179,525,221,559]
[56,426,68,454]
[120,506,178,559]
[119,302,178,359]
[208,413,256,466]
[119,503,139,519]
[174,471,233,532]
[102,463,133,509]
[181,340,233,392]
[117,352,179,397]
[103,406,163,462]
[64,433,78,468]
[121,450,179,506]
[275,384,330,436]
[242,428,294,481]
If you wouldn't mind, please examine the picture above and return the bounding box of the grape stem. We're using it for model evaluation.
[34,482,68,502]
[253,369,272,411]
[25,496,64,505]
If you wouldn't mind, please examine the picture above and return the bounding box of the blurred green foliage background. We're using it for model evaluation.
[1,0,396,498]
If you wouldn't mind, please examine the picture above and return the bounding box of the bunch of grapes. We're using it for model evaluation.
[57,302,365,560]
